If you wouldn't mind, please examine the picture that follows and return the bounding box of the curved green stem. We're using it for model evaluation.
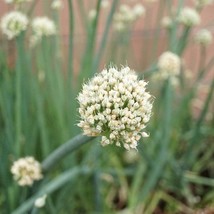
[42,134,95,173]
[12,167,91,214]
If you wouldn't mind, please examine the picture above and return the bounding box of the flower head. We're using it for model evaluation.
[177,7,200,27]
[32,17,56,38]
[78,66,153,150]
[195,29,213,46]
[156,51,181,81]
[11,157,43,186]
[1,11,28,39]
[113,4,145,31]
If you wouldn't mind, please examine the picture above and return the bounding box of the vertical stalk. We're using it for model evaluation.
[92,0,119,72]
[15,34,25,156]
[78,0,102,83]
[137,79,173,203]
[67,0,74,84]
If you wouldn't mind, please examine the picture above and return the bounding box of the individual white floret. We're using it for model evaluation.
[177,7,200,27]
[78,66,153,150]
[34,195,47,208]
[1,11,28,39]
[161,16,173,28]
[195,29,213,46]
[11,157,43,186]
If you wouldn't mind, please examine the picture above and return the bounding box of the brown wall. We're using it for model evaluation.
[0,0,214,79]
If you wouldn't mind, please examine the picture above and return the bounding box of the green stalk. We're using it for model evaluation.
[12,167,91,214]
[169,0,184,52]
[15,35,25,156]
[137,79,173,203]
[197,45,206,75]
[12,166,134,214]
[184,79,214,166]
[92,0,119,72]
[78,0,102,83]
[67,0,74,83]
[174,56,214,127]
[42,134,95,173]
[175,27,190,55]
[184,172,214,187]
[150,0,166,60]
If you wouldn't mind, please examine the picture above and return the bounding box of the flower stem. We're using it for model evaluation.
[92,0,119,72]
[42,134,95,173]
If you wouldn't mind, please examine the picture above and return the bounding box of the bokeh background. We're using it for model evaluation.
[0,0,214,214]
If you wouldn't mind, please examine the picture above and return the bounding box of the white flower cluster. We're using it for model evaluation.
[195,29,213,46]
[32,17,56,37]
[114,4,145,31]
[51,0,63,10]
[78,67,153,150]
[1,11,28,39]
[194,0,213,8]
[30,17,56,46]
[177,7,200,27]
[5,0,32,4]
[11,157,43,186]
[155,51,181,82]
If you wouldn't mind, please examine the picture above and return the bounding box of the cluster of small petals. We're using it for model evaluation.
[32,17,56,38]
[195,29,213,46]
[156,51,181,81]
[51,0,63,10]
[5,0,32,4]
[11,157,43,186]
[194,0,213,8]
[177,7,200,26]
[113,4,145,31]
[78,66,153,150]
[1,11,28,39]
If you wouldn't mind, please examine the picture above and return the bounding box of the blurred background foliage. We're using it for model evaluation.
[0,0,214,213]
